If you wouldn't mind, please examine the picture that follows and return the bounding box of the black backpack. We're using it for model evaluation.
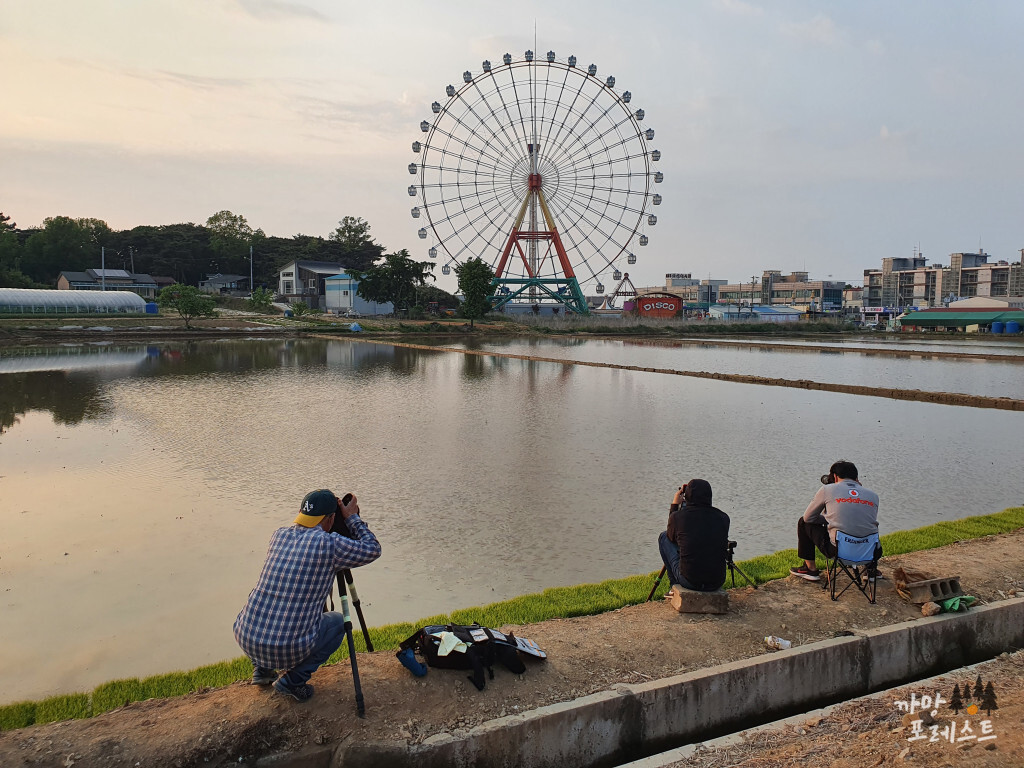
[399,623,530,691]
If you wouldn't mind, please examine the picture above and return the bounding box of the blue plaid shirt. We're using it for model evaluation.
[233,515,381,669]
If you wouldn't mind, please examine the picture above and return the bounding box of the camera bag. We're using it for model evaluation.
[399,623,532,691]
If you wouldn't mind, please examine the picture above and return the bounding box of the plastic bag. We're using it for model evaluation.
[939,595,977,613]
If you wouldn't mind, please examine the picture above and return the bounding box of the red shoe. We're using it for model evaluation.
[790,564,821,581]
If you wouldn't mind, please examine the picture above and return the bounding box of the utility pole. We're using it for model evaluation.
[249,245,254,294]
[101,247,106,291]
[751,275,757,315]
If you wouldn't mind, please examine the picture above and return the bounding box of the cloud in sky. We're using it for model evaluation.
[2,0,1024,289]
[713,0,764,18]
[779,14,842,46]
[230,0,330,23]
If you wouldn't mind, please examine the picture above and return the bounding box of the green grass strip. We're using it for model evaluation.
[34,694,90,725]
[0,702,35,731]
[3,506,1021,730]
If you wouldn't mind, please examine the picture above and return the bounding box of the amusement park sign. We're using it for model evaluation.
[638,295,682,318]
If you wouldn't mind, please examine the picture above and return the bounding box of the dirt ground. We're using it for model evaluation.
[1,531,1022,767]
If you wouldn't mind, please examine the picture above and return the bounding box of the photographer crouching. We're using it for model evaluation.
[658,479,731,592]
[233,489,381,703]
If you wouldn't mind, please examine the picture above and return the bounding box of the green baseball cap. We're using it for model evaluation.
[295,489,338,527]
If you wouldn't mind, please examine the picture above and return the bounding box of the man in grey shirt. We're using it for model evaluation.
[790,460,879,581]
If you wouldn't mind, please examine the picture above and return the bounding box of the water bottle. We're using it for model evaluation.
[764,635,792,650]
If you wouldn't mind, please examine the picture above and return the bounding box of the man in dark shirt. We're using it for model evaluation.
[657,479,731,592]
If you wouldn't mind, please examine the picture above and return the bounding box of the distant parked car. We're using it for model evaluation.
[343,309,363,318]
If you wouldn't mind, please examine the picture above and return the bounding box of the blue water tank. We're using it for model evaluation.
[145,302,159,314]
[991,321,1004,334]
[1006,320,1021,334]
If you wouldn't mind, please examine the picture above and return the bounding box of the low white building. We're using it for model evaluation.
[708,304,802,322]
[949,296,1024,310]
[324,274,393,316]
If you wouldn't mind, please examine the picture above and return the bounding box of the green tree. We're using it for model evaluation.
[0,212,32,287]
[329,216,386,272]
[158,283,216,329]
[348,249,435,315]
[246,287,274,313]
[290,300,321,317]
[416,283,461,310]
[205,210,264,275]
[21,216,113,284]
[110,223,212,285]
[455,257,495,327]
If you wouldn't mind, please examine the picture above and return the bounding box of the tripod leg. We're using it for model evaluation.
[731,562,758,589]
[343,569,374,652]
[338,585,366,717]
[647,566,666,602]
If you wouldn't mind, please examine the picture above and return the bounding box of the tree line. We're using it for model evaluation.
[1,209,497,322]
[0,210,388,290]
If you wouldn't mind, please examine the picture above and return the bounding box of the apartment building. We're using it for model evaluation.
[718,271,844,311]
[862,251,1024,310]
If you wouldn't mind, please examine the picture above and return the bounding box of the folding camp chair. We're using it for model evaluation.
[824,530,882,603]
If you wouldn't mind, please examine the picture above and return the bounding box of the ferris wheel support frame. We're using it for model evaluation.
[491,168,589,314]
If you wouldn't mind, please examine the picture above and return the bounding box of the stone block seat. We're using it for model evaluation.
[668,583,729,614]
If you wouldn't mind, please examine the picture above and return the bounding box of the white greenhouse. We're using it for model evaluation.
[0,288,150,315]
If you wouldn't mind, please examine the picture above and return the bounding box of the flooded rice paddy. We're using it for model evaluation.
[1,336,1022,703]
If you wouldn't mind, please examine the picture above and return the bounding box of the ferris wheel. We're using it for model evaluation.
[408,50,662,314]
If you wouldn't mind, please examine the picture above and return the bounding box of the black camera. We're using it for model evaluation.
[330,493,356,539]
[820,473,832,485]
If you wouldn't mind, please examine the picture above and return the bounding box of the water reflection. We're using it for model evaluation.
[0,372,111,433]
[468,338,1024,398]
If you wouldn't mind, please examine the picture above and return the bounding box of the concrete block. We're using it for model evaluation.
[903,576,963,604]
[669,584,728,614]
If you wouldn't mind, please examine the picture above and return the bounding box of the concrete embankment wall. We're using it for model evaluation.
[348,339,1024,411]
[323,599,1024,768]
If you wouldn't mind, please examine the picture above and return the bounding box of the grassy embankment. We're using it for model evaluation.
[2,507,1022,731]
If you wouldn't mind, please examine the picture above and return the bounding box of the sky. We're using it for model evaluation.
[2,0,1023,291]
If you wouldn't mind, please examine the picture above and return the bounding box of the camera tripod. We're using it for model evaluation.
[726,541,757,589]
[328,569,373,717]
